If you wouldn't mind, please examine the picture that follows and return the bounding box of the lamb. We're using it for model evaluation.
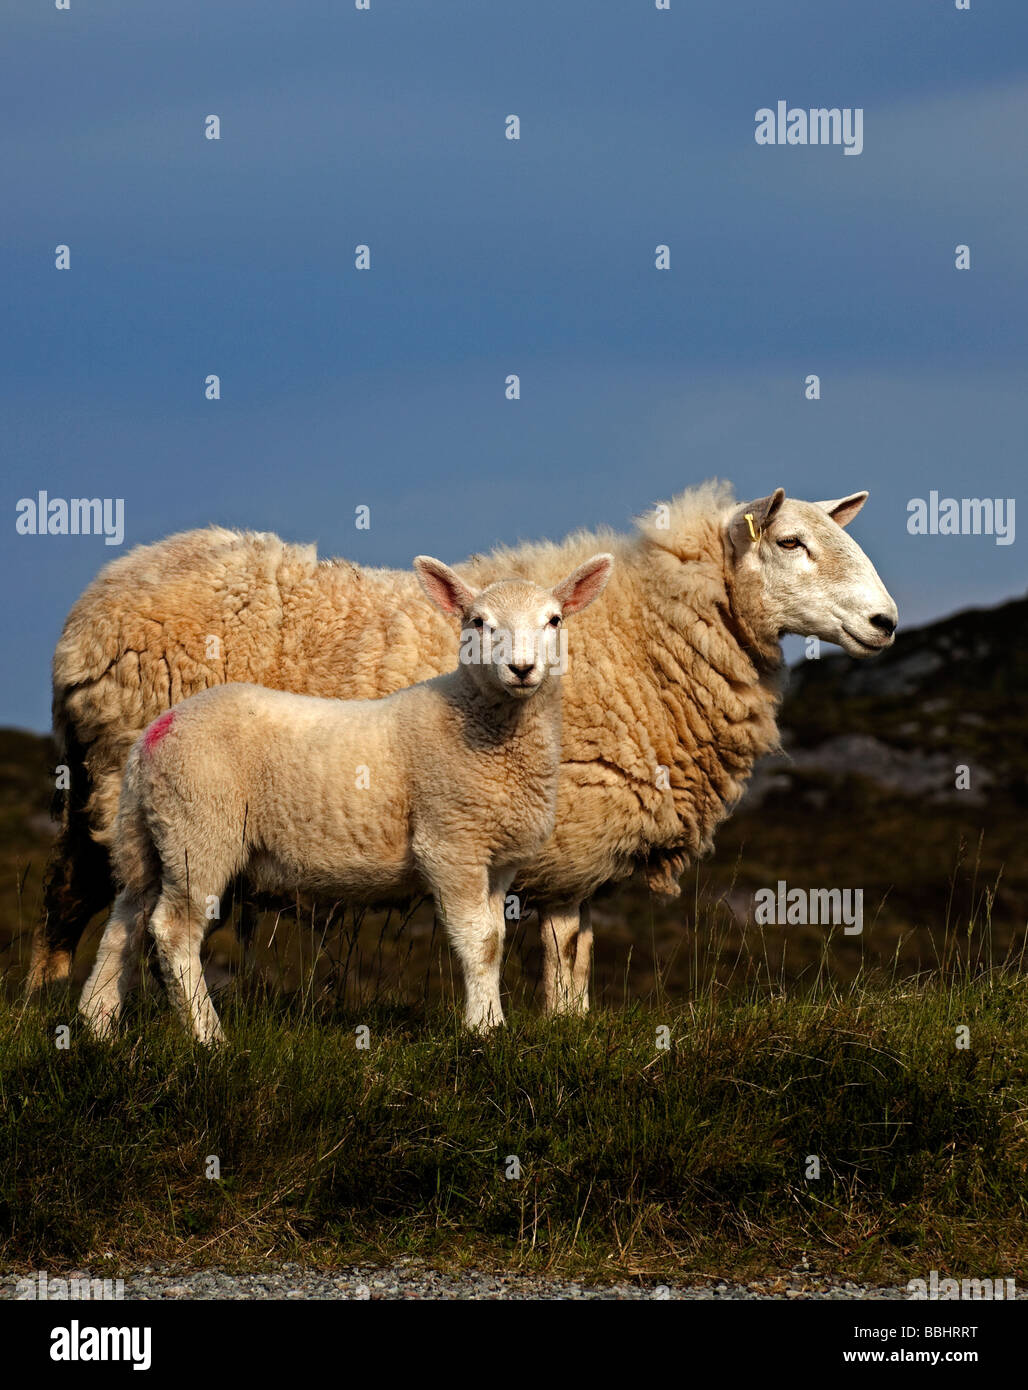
[78,553,614,1042]
[36,482,898,1013]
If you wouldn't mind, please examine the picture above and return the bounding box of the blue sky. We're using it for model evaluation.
[3,0,1026,731]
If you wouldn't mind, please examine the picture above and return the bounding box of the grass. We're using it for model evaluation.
[2,943,1026,1286]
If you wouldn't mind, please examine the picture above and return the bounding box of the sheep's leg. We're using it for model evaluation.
[540,899,591,1015]
[78,887,156,1038]
[148,891,224,1046]
[29,823,114,992]
[572,899,594,1009]
[432,869,506,1031]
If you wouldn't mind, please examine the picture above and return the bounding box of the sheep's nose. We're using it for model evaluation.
[869,613,896,636]
[508,663,534,680]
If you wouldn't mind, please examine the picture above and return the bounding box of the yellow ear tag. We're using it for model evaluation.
[744,512,760,542]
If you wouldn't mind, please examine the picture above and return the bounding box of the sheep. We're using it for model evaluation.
[78,552,615,1042]
[35,482,897,1012]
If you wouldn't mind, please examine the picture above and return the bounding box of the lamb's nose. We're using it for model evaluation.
[509,663,534,680]
[869,613,896,636]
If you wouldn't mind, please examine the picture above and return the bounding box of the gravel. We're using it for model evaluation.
[1,1261,941,1300]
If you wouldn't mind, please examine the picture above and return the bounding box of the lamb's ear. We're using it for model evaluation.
[413,556,477,617]
[726,488,786,557]
[552,553,614,616]
[816,491,868,529]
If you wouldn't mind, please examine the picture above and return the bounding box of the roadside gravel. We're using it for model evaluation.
[2,1261,940,1300]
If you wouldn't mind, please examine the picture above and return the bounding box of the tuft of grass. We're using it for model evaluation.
[1,964,1026,1285]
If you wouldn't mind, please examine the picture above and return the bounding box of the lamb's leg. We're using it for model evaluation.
[540,899,591,1015]
[78,887,156,1038]
[433,869,506,1031]
[148,891,224,1046]
[486,869,516,1019]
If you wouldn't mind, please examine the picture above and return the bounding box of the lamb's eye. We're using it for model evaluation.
[548,615,561,627]
[471,616,484,629]
[778,538,803,551]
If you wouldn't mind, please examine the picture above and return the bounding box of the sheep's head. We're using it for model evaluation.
[414,554,614,699]
[726,489,898,658]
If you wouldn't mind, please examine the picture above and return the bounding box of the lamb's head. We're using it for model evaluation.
[726,488,898,658]
[414,553,614,700]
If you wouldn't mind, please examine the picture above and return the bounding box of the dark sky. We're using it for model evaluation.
[3,0,1025,731]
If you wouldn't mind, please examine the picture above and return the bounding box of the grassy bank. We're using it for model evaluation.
[2,965,1026,1285]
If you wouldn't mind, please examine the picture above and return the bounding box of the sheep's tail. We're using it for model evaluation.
[29,705,115,991]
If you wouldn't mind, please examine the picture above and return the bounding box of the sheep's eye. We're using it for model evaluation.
[777,538,803,551]
[548,615,561,627]
[471,616,484,629]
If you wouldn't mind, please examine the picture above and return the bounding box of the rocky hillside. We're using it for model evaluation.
[683,593,1028,982]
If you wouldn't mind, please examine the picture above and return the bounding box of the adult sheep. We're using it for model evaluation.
[31,481,898,1009]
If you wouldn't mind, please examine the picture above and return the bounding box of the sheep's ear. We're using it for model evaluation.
[413,557,477,617]
[816,491,868,529]
[727,488,786,557]
[552,553,614,616]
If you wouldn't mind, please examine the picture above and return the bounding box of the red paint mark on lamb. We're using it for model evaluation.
[142,710,176,755]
